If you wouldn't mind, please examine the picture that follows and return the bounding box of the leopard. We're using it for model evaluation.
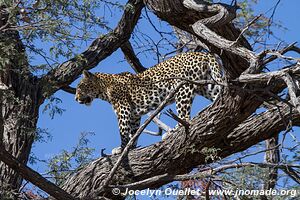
[75,52,224,154]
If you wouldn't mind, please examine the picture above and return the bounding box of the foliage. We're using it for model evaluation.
[234,0,287,49]
[0,31,28,73]
[47,132,95,186]
[42,95,65,119]
[0,0,123,74]
[201,147,221,163]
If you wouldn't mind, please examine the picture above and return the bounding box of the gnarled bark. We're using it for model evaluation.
[263,136,280,191]
[144,0,252,78]
[0,75,40,193]
[0,5,42,192]
[60,93,299,199]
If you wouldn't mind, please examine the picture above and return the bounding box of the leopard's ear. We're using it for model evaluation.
[83,70,93,79]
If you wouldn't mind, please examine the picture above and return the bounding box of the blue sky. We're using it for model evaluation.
[29,0,300,197]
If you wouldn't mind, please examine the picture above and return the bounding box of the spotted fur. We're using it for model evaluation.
[75,52,224,154]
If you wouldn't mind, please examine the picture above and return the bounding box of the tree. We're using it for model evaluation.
[0,0,300,199]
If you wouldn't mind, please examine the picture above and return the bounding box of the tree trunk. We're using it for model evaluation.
[0,77,40,194]
[0,7,42,195]
[263,136,280,190]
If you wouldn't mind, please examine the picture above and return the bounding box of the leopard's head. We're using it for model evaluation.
[75,70,98,106]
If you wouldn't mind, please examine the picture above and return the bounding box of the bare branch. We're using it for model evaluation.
[236,63,300,85]
[267,0,282,38]
[183,0,237,27]
[61,86,76,95]
[165,109,190,129]
[173,27,209,51]
[230,14,262,47]
[282,73,300,114]
[226,143,281,164]
[261,42,298,66]
[281,166,300,184]
[191,22,258,68]
[267,52,300,62]
[263,136,280,190]
[120,41,147,73]
[143,129,162,136]
[147,112,172,132]
[291,45,300,54]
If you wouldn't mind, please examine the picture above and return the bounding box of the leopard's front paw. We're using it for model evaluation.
[112,146,123,155]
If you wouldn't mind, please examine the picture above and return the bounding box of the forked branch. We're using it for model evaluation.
[39,0,144,97]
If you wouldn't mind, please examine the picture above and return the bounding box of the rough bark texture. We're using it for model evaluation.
[60,97,299,199]
[0,76,40,191]
[263,136,280,191]
[0,14,42,193]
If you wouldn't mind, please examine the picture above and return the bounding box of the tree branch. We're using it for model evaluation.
[61,86,76,95]
[120,41,147,73]
[281,166,300,184]
[235,63,300,85]
[263,136,280,190]
[147,113,171,132]
[183,0,238,27]
[230,14,262,47]
[191,22,258,71]
[60,97,300,199]
[261,42,299,66]
[0,146,77,200]
[183,0,259,76]
[143,129,162,136]
[39,0,144,97]
[282,73,300,114]
[111,162,300,191]
[173,27,208,52]
[144,0,252,78]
